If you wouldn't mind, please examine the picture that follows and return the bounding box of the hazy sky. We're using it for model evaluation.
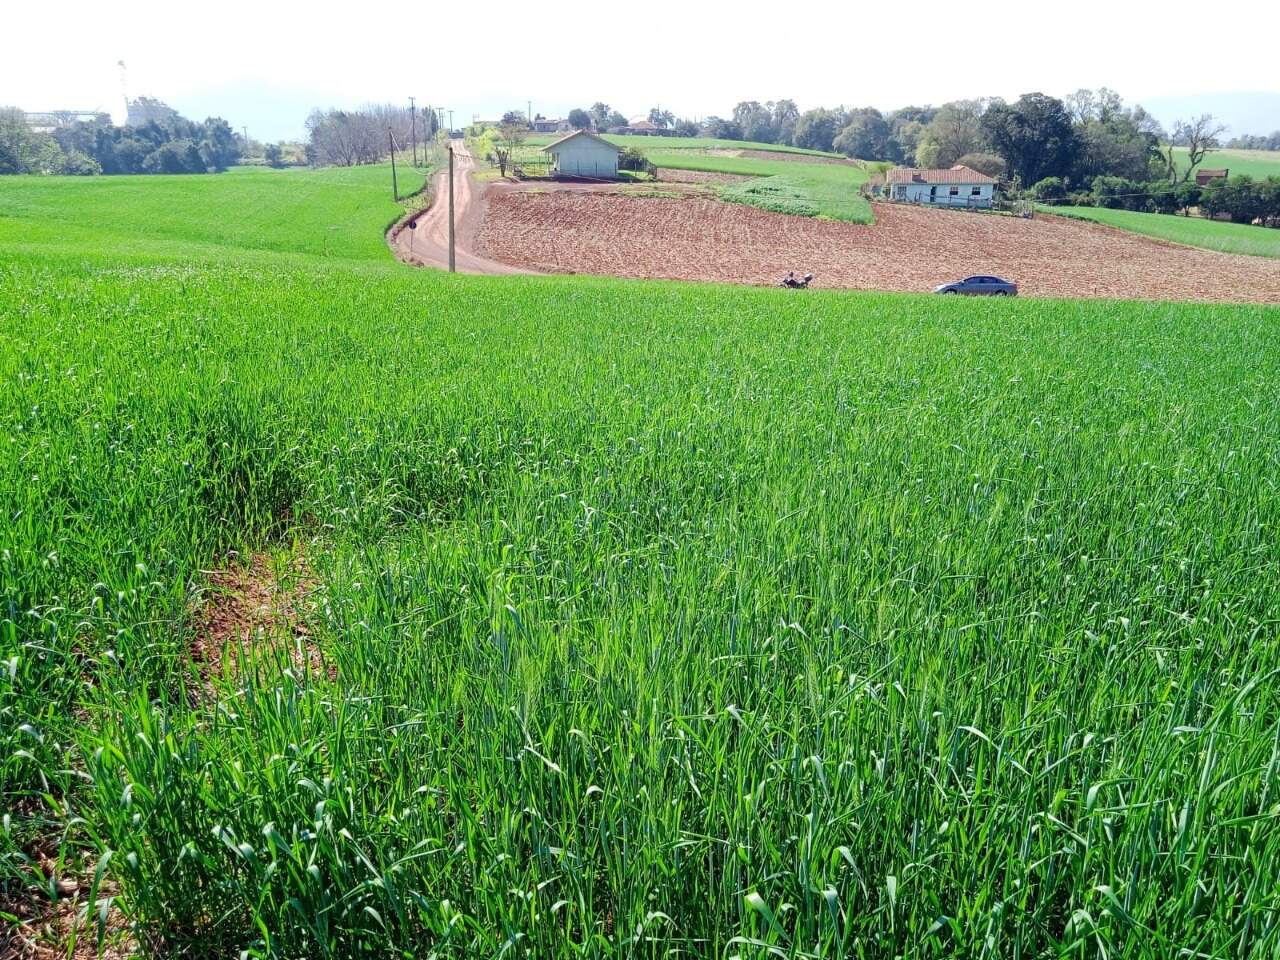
[6,0,1279,140]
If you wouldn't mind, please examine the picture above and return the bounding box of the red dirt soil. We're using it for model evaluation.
[473,193,1280,303]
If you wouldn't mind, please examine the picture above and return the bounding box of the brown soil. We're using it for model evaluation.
[2,872,136,960]
[657,168,753,185]
[191,548,330,687]
[738,149,855,166]
[473,194,1280,303]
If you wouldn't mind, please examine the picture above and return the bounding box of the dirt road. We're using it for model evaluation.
[389,143,532,275]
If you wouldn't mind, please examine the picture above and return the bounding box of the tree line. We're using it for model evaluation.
[305,104,439,167]
[1,106,240,175]
[1223,131,1280,151]
[561,90,1279,220]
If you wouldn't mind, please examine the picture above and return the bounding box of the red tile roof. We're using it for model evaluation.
[886,164,997,185]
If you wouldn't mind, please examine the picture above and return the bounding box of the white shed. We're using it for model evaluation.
[542,130,621,179]
[886,165,997,208]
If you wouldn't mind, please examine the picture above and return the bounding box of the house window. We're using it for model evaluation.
[949,186,959,196]
[971,186,982,196]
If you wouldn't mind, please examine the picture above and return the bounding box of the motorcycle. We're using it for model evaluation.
[778,272,814,289]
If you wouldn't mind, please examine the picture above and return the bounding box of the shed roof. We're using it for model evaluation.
[886,164,997,185]
[541,130,622,153]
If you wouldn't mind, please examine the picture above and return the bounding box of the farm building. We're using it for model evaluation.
[1195,168,1229,187]
[531,116,571,134]
[887,165,998,208]
[541,130,621,179]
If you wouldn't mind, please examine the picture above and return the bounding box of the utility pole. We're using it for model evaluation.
[528,100,532,124]
[389,130,398,201]
[409,96,417,167]
[447,109,454,133]
[447,145,456,272]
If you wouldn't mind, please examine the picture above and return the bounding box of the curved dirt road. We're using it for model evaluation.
[390,142,533,275]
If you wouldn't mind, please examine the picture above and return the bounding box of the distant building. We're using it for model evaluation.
[541,130,621,179]
[612,117,664,136]
[126,97,179,127]
[886,165,998,208]
[530,116,570,134]
[1195,167,1229,187]
[24,110,111,133]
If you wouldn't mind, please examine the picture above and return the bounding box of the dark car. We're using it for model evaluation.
[935,275,1018,296]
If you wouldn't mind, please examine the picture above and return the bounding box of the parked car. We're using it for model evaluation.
[935,275,1018,296]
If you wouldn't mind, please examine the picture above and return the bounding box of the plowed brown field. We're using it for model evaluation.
[473,192,1280,302]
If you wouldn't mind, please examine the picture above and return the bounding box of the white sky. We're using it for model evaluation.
[4,0,1279,140]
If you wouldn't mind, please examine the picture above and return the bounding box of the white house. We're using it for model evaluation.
[886,165,997,208]
[541,130,622,179]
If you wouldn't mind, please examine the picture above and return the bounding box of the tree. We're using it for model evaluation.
[773,99,800,146]
[1,107,42,173]
[1161,114,1227,183]
[57,149,101,175]
[568,108,591,130]
[306,108,384,166]
[955,152,1005,178]
[916,100,986,169]
[981,93,1078,184]
[673,118,700,138]
[833,108,894,160]
[700,116,743,140]
[732,101,776,144]
[493,117,526,177]
[1028,176,1069,201]
[589,103,613,130]
[648,108,675,130]
[198,117,240,171]
[142,139,205,174]
[1073,98,1161,184]
[264,143,285,168]
[792,108,844,152]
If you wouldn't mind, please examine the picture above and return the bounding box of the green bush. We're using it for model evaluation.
[1028,176,1068,201]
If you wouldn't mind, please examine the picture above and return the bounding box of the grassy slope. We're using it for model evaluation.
[1043,205,1280,258]
[646,151,873,224]
[1170,145,1280,180]
[3,168,1280,959]
[0,162,428,262]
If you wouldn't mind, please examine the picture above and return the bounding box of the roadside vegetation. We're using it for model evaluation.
[3,164,1280,959]
[1044,204,1280,258]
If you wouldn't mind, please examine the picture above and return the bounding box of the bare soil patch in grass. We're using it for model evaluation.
[657,168,753,185]
[191,548,330,688]
[2,869,135,960]
[474,194,1280,302]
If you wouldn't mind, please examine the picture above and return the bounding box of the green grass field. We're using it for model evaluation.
[1043,205,1280,258]
[0,162,428,262]
[3,166,1280,959]
[526,132,841,158]
[645,151,872,223]
[1171,146,1280,180]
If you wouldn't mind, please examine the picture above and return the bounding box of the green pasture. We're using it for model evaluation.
[1044,205,1280,258]
[1,165,1279,959]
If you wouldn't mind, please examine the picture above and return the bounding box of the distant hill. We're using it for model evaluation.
[1138,91,1280,136]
